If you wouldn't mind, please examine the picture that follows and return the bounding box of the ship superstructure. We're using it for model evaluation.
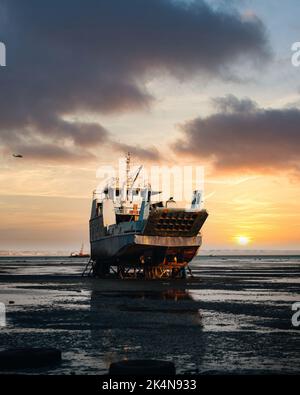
[89,154,208,278]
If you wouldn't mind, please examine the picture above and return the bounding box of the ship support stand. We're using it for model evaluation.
[82,258,193,279]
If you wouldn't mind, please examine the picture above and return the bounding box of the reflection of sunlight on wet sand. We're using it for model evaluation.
[188,289,300,303]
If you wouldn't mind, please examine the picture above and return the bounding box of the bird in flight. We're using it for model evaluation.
[12,154,23,158]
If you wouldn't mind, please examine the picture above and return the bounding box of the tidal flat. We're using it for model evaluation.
[0,255,299,374]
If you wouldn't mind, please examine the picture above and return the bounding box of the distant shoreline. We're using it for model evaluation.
[0,250,300,258]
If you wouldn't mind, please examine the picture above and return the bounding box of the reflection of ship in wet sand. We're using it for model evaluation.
[89,288,205,373]
[70,243,90,258]
[88,153,208,279]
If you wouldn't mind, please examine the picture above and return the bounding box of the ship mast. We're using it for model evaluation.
[80,243,84,256]
[126,152,131,200]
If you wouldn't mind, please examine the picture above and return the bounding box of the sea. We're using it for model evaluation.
[0,255,299,374]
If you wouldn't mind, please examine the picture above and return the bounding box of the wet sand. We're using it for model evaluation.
[0,255,299,374]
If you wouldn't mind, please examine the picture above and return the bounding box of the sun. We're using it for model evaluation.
[235,236,250,246]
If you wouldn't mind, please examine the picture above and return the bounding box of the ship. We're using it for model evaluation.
[70,243,90,258]
[88,154,208,279]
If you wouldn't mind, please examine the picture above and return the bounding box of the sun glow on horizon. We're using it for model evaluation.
[235,236,250,246]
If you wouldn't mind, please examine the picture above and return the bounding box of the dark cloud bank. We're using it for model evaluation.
[173,95,300,174]
[0,0,270,162]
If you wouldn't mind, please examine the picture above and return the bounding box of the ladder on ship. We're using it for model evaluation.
[81,258,96,277]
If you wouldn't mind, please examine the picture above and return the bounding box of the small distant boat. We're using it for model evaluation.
[70,243,90,258]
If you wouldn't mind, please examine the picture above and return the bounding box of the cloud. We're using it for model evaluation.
[29,116,110,149]
[0,0,270,162]
[173,95,300,173]
[112,142,161,162]
[212,94,258,113]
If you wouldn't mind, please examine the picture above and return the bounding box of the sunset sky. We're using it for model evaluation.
[0,0,300,252]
